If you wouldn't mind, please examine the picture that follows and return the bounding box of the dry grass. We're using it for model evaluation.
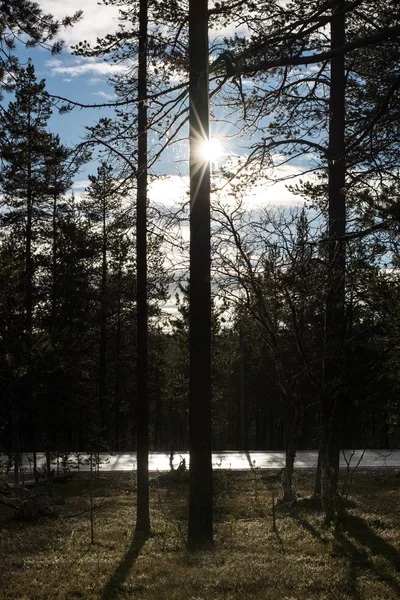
[0,469,399,600]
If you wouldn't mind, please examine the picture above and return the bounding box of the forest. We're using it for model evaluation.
[0,1,400,597]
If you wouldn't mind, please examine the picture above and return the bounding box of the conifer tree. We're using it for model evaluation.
[135,0,151,536]
[212,0,400,520]
[0,63,58,474]
[187,0,213,549]
[0,1,81,98]
[0,64,87,474]
[82,162,125,443]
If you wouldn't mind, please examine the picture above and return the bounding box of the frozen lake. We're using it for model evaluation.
[1,449,399,473]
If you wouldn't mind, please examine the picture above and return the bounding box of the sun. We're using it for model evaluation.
[199,137,224,163]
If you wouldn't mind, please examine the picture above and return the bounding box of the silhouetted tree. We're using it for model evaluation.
[187,0,213,549]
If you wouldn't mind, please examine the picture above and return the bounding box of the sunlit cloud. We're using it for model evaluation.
[154,166,309,210]
[149,176,189,208]
[45,57,128,79]
[93,90,116,101]
[72,179,90,191]
[242,179,306,208]
[37,0,120,48]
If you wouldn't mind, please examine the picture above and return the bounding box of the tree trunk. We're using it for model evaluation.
[283,442,296,503]
[239,327,245,450]
[282,395,297,502]
[154,384,162,450]
[187,0,213,549]
[45,450,52,478]
[320,1,346,524]
[9,368,20,486]
[135,0,150,536]
[314,445,322,498]
[114,269,122,451]
[26,104,37,483]
[48,190,59,462]
[98,195,107,439]
[51,192,58,336]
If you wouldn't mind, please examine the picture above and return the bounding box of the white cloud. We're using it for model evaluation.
[149,175,189,208]
[149,166,309,212]
[71,155,309,212]
[214,155,312,210]
[71,175,188,210]
[242,179,305,208]
[72,179,90,190]
[46,57,62,68]
[38,0,121,48]
[45,56,128,79]
[93,90,116,101]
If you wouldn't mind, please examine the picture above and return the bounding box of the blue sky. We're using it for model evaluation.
[9,0,313,319]
[11,0,309,209]
[13,1,122,188]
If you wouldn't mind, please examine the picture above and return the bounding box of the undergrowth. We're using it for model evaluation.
[0,470,399,600]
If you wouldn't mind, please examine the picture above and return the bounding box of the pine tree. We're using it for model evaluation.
[0,1,81,98]
[135,0,151,536]
[0,63,60,475]
[82,162,126,445]
[212,0,400,520]
[38,135,87,470]
[187,0,213,549]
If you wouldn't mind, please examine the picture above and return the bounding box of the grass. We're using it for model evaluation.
[0,469,399,600]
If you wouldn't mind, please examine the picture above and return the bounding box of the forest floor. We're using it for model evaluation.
[0,469,399,600]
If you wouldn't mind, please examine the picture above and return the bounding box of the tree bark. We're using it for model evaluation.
[8,366,20,486]
[187,0,213,549]
[114,266,122,451]
[282,394,297,502]
[239,326,245,450]
[51,191,58,338]
[26,97,37,484]
[283,442,296,503]
[314,445,322,498]
[135,0,150,536]
[320,1,346,524]
[98,191,107,439]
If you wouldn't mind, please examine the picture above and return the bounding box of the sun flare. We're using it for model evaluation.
[199,137,224,163]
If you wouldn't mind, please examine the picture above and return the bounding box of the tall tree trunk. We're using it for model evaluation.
[114,266,122,451]
[26,105,37,482]
[269,407,274,449]
[320,1,346,524]
[51,192,58,338]
[239,326,245,450]
[7,361,20,486]
[153,381,162,450]
[98,196,107,439]
[187,0,213,549]
[313,438,322,498]
[282,394,297,502]
[135,0,150,536]
[47,190,59,472]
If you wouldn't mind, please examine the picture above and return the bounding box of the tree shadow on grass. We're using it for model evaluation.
[341,514,400,572]
[333,530,374,600]
[101,531,148,600]
[291,501,329,547]
[292,504,400,598]
[333,526,400,599]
